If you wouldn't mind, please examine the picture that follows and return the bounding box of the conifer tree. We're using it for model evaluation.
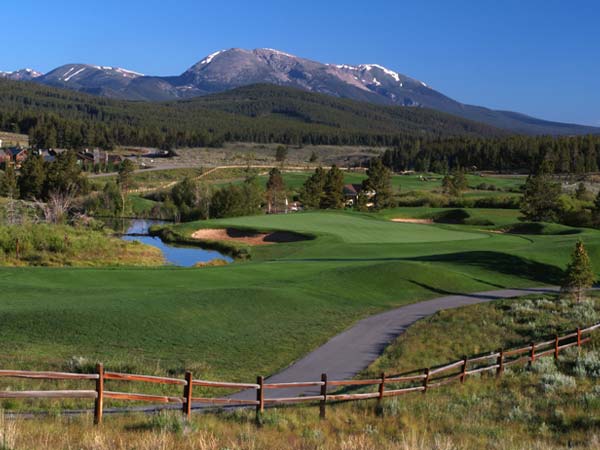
[561,240,595,303]
[18,154,46,200]
[520,163,561,222]
[363,158,394,210]
[321,165,345,209]
[0,164,19,198]
[300,167,326,209]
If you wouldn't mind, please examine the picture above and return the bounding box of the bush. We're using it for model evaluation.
[574,351,600,378]
[539,372,576,392]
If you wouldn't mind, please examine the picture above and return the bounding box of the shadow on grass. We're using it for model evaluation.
[407,251,564,285]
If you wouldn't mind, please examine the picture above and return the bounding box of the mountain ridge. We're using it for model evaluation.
[2,48,599,136]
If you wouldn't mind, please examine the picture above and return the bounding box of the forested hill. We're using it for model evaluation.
[0,80,502,150]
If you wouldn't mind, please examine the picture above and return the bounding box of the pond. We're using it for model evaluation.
[120,219,233,267]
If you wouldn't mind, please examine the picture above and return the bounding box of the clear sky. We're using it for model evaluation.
[4,0,599,126]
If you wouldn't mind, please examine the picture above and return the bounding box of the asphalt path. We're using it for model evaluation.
[7,286,561,418]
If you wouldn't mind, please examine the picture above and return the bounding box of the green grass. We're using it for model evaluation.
[4,294,599,450]
[1,209,599,390]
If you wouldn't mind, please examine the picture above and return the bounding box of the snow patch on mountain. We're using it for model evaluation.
[262,48,295,58]
[200,50,225,65]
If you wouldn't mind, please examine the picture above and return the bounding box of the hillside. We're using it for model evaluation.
[4,48,599,135]
[0,79,502,149]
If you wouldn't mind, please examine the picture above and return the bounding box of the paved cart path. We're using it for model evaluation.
[226,286,559,401]
[7,286,562,418]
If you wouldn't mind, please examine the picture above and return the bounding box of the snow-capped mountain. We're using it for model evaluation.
[0,68,42,81]
[2,48,597,135]
[35,64,144,97]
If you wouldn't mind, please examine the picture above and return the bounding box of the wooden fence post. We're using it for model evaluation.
[376,372,386,414]
[183,371,193,419]
[94,363,104,425]
[460,356,468,384]
[554,335,560,361]
[529,342,535,368]
[496,350,504,378]
[256,376,264,424]
[577,327,582,348]
[422,368,430,394]
[319,373,327,419]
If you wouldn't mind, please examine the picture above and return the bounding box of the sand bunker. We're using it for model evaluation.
[192,228,308,246]
[390,218,433,224]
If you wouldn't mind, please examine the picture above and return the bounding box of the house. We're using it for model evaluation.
[343,184,376,207]
[6,147,27,165]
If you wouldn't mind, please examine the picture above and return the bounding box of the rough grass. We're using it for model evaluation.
[0,224,163,267]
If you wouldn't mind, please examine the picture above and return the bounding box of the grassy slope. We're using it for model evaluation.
[1,210,599,387]
[4,294,599,450]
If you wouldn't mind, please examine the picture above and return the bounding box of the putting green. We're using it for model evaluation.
[189,211,486,244]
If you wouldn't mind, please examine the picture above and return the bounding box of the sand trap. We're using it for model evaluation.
[390,218,433,224]
[192,228,308,246]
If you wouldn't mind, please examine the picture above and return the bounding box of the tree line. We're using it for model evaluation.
[0,79,498,151]
[380,135,600,174]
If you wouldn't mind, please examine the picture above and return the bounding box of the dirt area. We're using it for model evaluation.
[390,218,433,224]
[192,228,308,246]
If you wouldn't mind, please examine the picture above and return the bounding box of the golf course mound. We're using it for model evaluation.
[192,228,310,245]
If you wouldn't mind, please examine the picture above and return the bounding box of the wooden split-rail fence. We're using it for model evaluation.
[0,323,598,425]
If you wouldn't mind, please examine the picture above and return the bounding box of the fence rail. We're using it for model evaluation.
[0,323,597,424]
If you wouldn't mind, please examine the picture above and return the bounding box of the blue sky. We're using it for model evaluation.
[4,0,599,126]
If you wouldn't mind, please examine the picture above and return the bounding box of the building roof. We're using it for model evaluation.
[6,147,26,157]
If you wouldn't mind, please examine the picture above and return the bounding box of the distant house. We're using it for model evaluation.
[343,183,376,207]
[6,147,27,165]
[33,149,59,163]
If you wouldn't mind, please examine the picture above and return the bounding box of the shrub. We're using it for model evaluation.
[574,351,600,378]
[530,358,558,375]
[539,372,576,392]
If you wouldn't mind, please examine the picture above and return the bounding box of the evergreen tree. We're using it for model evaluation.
[364,158,394,210]
[321,165,345,209]
[275,145,288,164]
[309,151,318,163]
[452,168,468,192]
[0,164,19,198]
[300,167,326,209]
[43,150,87,198]
[561,240,595,302]
[18,154,46,200]
[520,170,561,222]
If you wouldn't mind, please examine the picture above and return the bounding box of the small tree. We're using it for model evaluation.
[561,240,595,303]
[309,151,318,163]
[364,158,394,210]
[300,166,326,209]
[520,171,561,222]
[265,168,286,214]
[117,159,136,217]
[275,145,288,164]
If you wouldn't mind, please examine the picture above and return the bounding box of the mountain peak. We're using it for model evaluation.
[0,68,42,80]
[8,47,597,135]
